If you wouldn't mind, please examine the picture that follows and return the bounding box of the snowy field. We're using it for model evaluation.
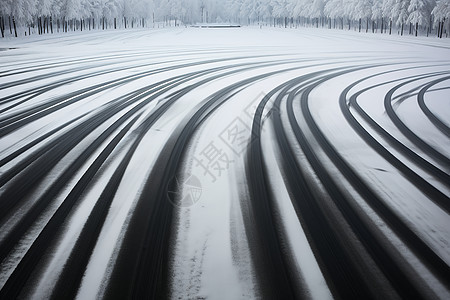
[0,27,449,299]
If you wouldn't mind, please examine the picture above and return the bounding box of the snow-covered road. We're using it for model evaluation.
[0,27,449,299]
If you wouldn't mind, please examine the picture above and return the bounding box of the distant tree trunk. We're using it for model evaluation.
[441,19,445,38]
[359,18,361,32]
[437,20,441,37]
[9,15,12,34]
[46,17,49,33]
[0,16,4,38]
[13,16,17,37]
[381,18,384,33]
[114,18,116,29]
[415,22,418,36]
[409,22,412,34]
[366,18,368,32]
[57,19,60,32]
[1,16,5,37]
[102,17,105,30]
[429,15,433,36]
[389,19,392,35]
[50,16,53,33]
[38,17,41,34]
[445,22,450,37]
[124,17,127,29]
[80,19,83,31]
[401,23,404,36]
[372,20,375,33]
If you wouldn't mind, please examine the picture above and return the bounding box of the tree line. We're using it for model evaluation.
[1,0,449,38]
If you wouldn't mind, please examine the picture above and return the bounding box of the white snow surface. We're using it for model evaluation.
[0,27,449,299]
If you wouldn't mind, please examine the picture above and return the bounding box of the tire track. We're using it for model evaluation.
[104,66,308,300]
[348,71,450,184]
[417,80,450,136]
[0,30,448,299]
[340,74,450,213]
[384,75,450,166]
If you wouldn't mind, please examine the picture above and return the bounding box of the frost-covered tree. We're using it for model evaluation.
[372,0,383,26]
[37,0,54,18]
[225,0,241,23]
[12,0,37,24]
[36,0,55,34]
[1,0,448,37]
[305,0,326,27]
[241,0,260,23]
[432,0,450,37]
[432,0,450,19]
[0,0,13,37]
[382,0,409,34]
[407,0,435,35]
[394,0,410,35]
[60,0,81,20]
[257,0,273,23]
[351,0,373,31]
[271,0,289,26]
[9,0,36,36]
[170,0,186,25]
[325,0,345,28]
